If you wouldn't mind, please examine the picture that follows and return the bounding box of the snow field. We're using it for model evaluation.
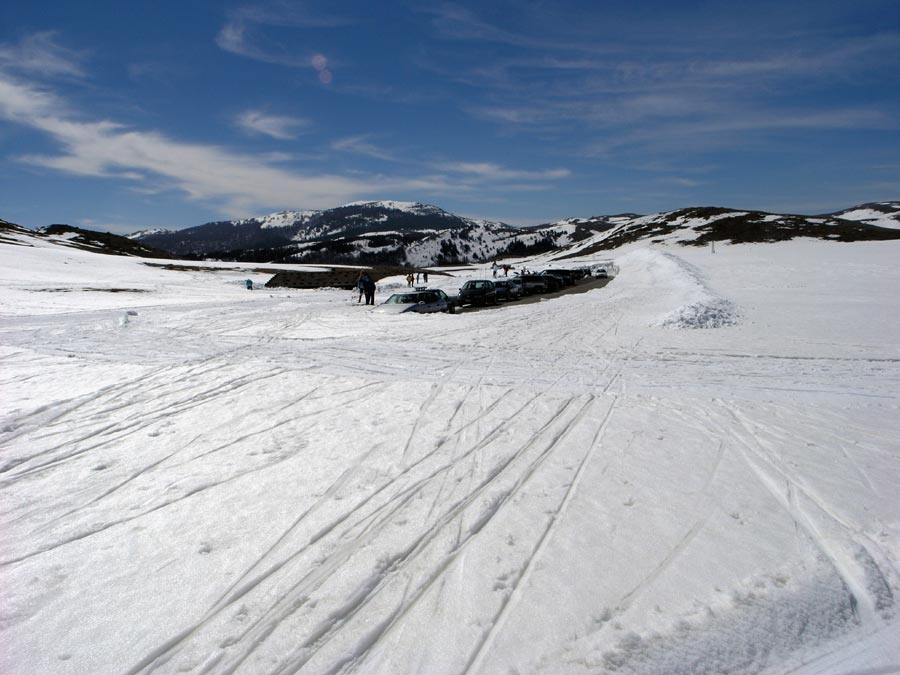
[1,236,899,674]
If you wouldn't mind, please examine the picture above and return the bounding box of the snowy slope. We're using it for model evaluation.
[1,231,899,675]
[246,210,320,230]
[553,206,900,260]
[829,201,900,229]
[341,200,446,216]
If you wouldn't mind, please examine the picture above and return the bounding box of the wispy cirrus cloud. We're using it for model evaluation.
[0,70,566,217]
[236,110,310,140]
[421,3,900,166]
[437,161,570,181]
[585,107,896,158]
[331,135,402,162]
[330,137,572,185]
[216,2,346,82]
[0,74,376,215]
[0,31,87,78]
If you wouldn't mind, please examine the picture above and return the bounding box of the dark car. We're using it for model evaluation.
[541,269,576,286]
[458,279,497,306]
[548,270,581,286]
[376,289,456,314]
[538,273,563,292]
[512,275,549,295]
[571,267,590,280]
[492,279,522,301]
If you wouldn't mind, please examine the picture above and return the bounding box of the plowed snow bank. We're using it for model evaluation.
[612,248,739,328]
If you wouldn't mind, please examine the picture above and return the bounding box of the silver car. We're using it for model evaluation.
[377,289,457,314]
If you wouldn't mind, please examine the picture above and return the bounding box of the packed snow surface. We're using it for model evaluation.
[1,232,900,675]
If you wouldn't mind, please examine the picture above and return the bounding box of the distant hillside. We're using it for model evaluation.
[20,200,900,268]
[554,206,900,259]
[1,219,176,259]
[824,201,900,229]
[129,201,619,266]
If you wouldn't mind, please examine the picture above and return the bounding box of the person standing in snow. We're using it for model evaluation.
[356,272,366,303]
[362,273,376,305]
[423,271,429,283]
[245,279,253,290]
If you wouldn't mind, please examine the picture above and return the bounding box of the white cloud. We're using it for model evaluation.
[437,161,570,181]
[216,5,348,72]
[0,74,382,215]
[215,19,304,67]
[0,73,543,217]
[236,110,309,140]
[331,136,401,162]
[657,176,704,188]
[0,32,87,78]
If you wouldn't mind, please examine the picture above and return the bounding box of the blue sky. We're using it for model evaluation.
[1,1,899,233]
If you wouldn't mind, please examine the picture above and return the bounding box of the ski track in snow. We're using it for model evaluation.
[2,242,900,674]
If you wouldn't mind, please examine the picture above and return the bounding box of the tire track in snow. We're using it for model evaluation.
[719,400,895,627]
[263,395,598,675]
[10,379,390,548]
[125,387,543,674]
[0,447,304,567]
[131,393,592,675]
[463,395,618,675]
[0,365,290,482]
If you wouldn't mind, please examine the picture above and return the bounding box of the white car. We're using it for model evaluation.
[375,289,457,314]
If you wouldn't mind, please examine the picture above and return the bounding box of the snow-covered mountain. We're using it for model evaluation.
[115,201,900,266]
[127,201,617,265]
[555,206,900,260]
[127,201,499,260]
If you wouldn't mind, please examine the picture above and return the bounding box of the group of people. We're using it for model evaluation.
[404,271,429,287]
[490,262,512,278]
[357,270,433,304]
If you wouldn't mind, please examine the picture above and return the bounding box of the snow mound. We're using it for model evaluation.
[592,559,856,675]
[659,297,739,329]
[615,249,739,329]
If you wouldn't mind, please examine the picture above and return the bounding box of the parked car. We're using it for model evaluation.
[376,289,456,314]
[512,275,549,295]
[458,279,497,306]
[492,279,522,301]
[594,268,609,278]
[538,273,563,292]
[541,269,576,286]
[571,267,590,280]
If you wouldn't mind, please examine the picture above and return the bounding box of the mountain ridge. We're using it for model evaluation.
[127,200,900,266]
[7,200,899,267]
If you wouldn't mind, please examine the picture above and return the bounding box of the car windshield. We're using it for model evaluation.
[386,293,420,304]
